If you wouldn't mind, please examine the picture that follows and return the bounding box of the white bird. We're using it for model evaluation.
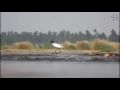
[50,40,63,53]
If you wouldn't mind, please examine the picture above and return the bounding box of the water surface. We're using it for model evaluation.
[1,53,119,78]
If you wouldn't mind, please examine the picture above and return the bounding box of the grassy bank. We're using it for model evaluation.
[63,39,119,52]
[1,39,119,53]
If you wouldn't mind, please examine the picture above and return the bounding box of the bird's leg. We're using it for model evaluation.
[55,48,57,52]
[58,48,61,53]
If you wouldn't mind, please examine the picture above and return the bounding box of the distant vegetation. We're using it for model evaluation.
[1,29,119,45]
[0,29,119,52]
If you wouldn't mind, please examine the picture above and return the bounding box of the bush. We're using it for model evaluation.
[92,39,115,52]
[76,40,91,50]
[63,41,71,49]
[12,41,34,49]
[109,42,120,51]
[69,44,76,50]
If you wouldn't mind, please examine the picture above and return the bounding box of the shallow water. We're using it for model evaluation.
[1,53,119,78]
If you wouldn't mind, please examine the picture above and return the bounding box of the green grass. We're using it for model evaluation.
[69,44,76,50]
[52,52,60,54]
[1,43,10,49]
[42,43,54,49]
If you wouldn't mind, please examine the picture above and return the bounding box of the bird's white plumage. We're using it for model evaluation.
[52,43,63,48]
[50,40,63,53]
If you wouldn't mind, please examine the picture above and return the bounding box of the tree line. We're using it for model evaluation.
[0,29,119,45]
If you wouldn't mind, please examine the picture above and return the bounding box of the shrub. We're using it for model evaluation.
[12,41,34,49]
[69,44,76,50]
[76,40,91,50]
[63,41,71,49]
[92,39,115,52]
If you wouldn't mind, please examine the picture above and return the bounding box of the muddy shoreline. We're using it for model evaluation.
[1,52,119,61]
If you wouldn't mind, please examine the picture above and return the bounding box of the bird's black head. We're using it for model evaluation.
[50,40,54,44]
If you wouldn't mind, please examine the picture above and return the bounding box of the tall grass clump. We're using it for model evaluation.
[63,41,76,50]
[12,41,34,49]
[115,42,120,51]
[92,39,115,52]
[63,41,71,49]
[109,42,120,51]
[76,40,91,50]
